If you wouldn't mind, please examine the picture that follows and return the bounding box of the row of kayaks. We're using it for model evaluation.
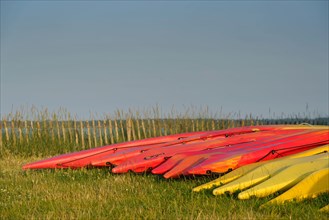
[23,124,329,209]
[193,145,329,210]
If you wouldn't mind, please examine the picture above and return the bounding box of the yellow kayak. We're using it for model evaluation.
[263,168,329,205]
[212,153,328,196]
[320,204,329,212]
[237,158,328,199]
[192,145,329,192]
[282,125,329,130]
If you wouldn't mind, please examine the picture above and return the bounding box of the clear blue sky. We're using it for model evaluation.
[1,1,328,118]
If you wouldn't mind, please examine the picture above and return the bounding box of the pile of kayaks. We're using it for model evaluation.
[23,124,329,209]
[193,145,329,210]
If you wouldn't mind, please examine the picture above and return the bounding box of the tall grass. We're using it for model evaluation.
[1,106,328,158]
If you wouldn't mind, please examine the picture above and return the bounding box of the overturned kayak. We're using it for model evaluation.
[192,144,329,208]
[212,153,328,197]
[23,125,299,170]
[23,124,329,210]
[186,129,329,176]
[23,125,328,176]
[151,129,312,177]
[111,129,293,173]
[320,204,329,212]
[263,168,329,205]
[22,130,214,169]
[193,144,329,192]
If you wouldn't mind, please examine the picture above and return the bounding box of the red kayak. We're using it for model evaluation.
[91,125,290,167]
[111,129,307,173]
[22,125,324,171]
[45,126,271,169]
[22,130,212,169]
[186,129,329,176]
[153,129,318,177]
[91,130,231,167]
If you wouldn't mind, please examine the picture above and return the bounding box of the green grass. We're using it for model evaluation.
[1,107,329,219]
[1,154,328,219]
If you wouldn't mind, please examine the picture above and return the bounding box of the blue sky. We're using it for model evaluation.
[1,1,328,118]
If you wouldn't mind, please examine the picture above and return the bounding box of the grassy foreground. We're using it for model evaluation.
[1,154,328,219]
[1,107,328,219]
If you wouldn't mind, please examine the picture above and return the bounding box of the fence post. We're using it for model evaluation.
[98,120,103,146]
[119,117,126,142]
[127,118,132,142]
[74,119,79,146]
[152,119,157,137]
[131,119,136,140]
[86,121,92,148]
[136,119,141,140]
[141,119,147,139]
[11,121,16,146]
[108,119,114,144]
[114,119,119,143]
[103,120,108,145]
[61,121,66,144]
[68,120,73,144]
[80,120,85,148]
[55,120,60,143]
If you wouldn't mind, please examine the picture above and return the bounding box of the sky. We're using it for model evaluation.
[1,1,328,119]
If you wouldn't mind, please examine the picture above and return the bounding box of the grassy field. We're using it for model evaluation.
[1,107,328,219]
[1,154,328,219]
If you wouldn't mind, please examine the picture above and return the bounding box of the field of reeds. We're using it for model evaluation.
[1,106,328,219]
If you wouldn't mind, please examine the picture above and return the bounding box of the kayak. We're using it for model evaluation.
[111,129,302,173]
[91,125,294,167]
[263,168,329,205]
[22,125,328,171]
[91,130,230,167]
[186,129,329,175]
[22,130,213,169]
[320,204,329,212]
[152,129,310,177]
[193,144,329,192]
[161,131,326,178]
[212,153,328,196]
[237,157,329,199]
[21,124,329,208]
